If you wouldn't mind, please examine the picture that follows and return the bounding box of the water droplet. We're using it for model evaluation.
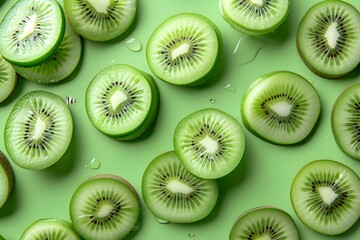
[155,217,169,224]
[233,36,266,66]
[110,59,115,64]
[125,38,142,52]
[224,83,236,93]
[65,96,76,105]
[86,158,101,170]
[209,98,216,103]
[131,221,142,231]
[188,233,195,237]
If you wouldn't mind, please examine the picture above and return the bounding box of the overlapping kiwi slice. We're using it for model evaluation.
[86,64,159,140]
[70,174,141,240]
[229,206,299,240]
[174,108,245,179]
[0,151,15,209]
[0,54,17,104]
[20,218,81,240]
[146,13,222,86]
[142,151,218,223]
[4,90,73,170]
[0,0,65,67]
[64,0,137,41]
[297,0,360,78]
[241,71,321,145]
[291,160,360,235]
[219,0,290,36]
[332,83,360,160]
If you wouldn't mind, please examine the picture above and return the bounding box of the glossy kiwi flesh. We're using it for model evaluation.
[0,54,17,103]
[0,151,15,209]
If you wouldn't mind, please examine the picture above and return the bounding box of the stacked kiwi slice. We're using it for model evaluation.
[0,151,15,209]
[0,54,17,104]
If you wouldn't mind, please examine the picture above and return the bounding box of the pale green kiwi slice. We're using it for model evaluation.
[0,151,15,209]
[0,54,17,104]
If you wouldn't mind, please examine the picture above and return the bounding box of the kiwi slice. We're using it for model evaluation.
[70,174,141,240]
[12,21,82,84]
[0,151,15,209]
[146,13,222,86]
[291,159,360,235]
[0,54,17,104]
[142,151,218,223]
[332,83,360,160]
[229,206,299,240]
[219,0,290,36]
[241,71,321,145]
[4,90,73,170]
[86,64,159,140]
[20,218,81,240]
[0,235,4,240]
[63,0,137,41]
[0,0,65,67]
[297,0,360,78]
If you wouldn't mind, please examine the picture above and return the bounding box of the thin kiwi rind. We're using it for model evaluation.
[142,151,218,223]
[0,0,66,67]
[70,174,141,240]
[86,64,159,140]
[241,71,321,145]
[63,0,138,42]
[332,83,360,160]
[4,90,73,170]
[0,234,4,240]
[219,0,290,36]
[146,13,222,86]
[229,206,299,240]
[297,0,360,79]
[291,159,360,235]
[0,151,15,209]
[0,54,17,104]
[20,218,81,240]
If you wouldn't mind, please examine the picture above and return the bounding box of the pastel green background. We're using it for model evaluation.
[0,0,359,239]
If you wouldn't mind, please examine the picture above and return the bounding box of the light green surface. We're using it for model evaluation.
[0,0,359,239]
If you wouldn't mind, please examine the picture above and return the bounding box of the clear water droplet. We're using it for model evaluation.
[155,217,169,224]
[125,38,142,52]
[86,158,101,170]
[188,233,195,237]
[224,83,236,93]
[110,59,115,64]
[209,98,216,103]
[65,96,76,105]
[233,36,266,66]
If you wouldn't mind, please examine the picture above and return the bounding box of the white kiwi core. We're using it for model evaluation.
[324,22,339,49]
[19,14,37,41]
[110,90,127,111]
[251,0,264,6]
[171,43,190,60]
[200,136,219,154]
[167,180,193,194]
[269,102,292,117]
[87,0,110,13]
[97,203,114,218]
[318,186,338,205]
[33,119,46,140]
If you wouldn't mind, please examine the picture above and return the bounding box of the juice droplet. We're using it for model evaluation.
[209,98,216,103]
[155,217,169,224]
[65,96,76,105]
[188,233,195,237]
[224,83,236,93]
[233,36,266,66]
[89,158,101,170]
[125,38,142,52]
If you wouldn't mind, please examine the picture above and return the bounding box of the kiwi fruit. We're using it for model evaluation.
[63,0,137,41]
[0,235,4,240]
[20,218,81,240]
[219,0,290,36]
[229,206,299,240]
[0,151,15,209]
[291,159,360,235]
[85,64,159,140]
[146,13,222,86]
[332,83,360,160]
[0,54,17,104]
[70,174,141,240]
[297,0,360,78]
[0,0,65,67]
[241,71,321,145]
[12,20,82,84]
[142,151,218,223]
[4,90,73,170]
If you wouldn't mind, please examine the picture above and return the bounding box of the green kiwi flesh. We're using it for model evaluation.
[142,151,218,223]
[146,13,222,86]
[0,54,17,104]
[241,71,321,145]
[0,151,15,209]
[64,0,137,41]
[229,207,299,240]
[0,0,65,67]
[86,64,159,140]
[70,174,141,240]
[20,218,81,240]
[219,0,290,36]
[4,90,73,170]
[297,0,360,78]
[291,160,360,235]
[332,83,360,160]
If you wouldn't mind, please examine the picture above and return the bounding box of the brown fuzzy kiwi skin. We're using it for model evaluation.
[0,151,15,208]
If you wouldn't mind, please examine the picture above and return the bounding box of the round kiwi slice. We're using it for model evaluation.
[20,218,81,240]
[174,108,245,179]
[63,0,137,41]
[0,54,17,104]
[12,20,82,84]
[332,83,360,160]
[86,64,159,140]
[0,234,4,240]
[297,0,360,78]
[241,71,321,145]
[142,151,218,223]
[70,174,141,240]
[229,206,299,240]
[146,13,222,86]
[0,0,65,67]
[291,159,360,235]
[4,90,73,170]
[0,151,15,209]
[219,0,290,36]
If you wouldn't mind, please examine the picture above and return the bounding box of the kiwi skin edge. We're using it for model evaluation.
[0,151,15,209]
